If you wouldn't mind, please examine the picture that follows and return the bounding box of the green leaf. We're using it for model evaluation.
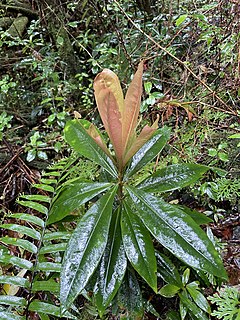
[43,231,70,241]
[60,186,118,310]
[179,292,209,320]
[0,310,25,320]
[36,262,61,272]
[218,152,229,162]
[32,280,60,293]
[156,252,182,287]
[186,282,211,313]
[94,208,127,317]
[37,151,48,160]
[39,243,66,254]
[159,284,180,297]
[26,149,36,162]
[121,201,157,292]
[1,224,41,240]
[138,164,209,192]
[0,275,30,288]
[17,200,48,215]
[20,194,51,202]
[126,127,170,178]
[64,120,117,178]
[28,301,77,319]
[127,187,227,279]
[117,268,144,319]
[176,14,188,26]
[48,182,112,224]
[178,206,212,225]
[0,237,37,253]
[0,254,33,270]
[32,184,55,192]
[0,296,26,307]
[10,213,45,228]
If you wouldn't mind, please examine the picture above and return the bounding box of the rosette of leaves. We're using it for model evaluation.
[49,62,227,318]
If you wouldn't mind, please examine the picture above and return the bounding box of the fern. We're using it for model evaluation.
[0,156,80,319]
[208,286,240,320]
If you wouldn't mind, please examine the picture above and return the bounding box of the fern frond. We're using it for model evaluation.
[0,156,80,319]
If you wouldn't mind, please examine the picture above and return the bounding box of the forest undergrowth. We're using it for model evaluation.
[0,0,239,319]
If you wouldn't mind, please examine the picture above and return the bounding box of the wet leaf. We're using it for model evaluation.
[127,187,228,279]
[138,164,209,192]
[64,120,117,178]
[1,224,41,240]
[48,182,112,224]
[179,292,209,320]
[125,127,170,178]
[94,208,127,317]
[156,252,182,287]
[186,282,211,313]
[60,186,118,310]
[121,201,157,292]
[117,268,144,319]
[159,284,180,297]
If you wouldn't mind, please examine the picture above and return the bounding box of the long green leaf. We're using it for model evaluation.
[28,301,77,319]
[0,296,26,307]
[121,201,157,292]
[36,262,61,272]
[156,252,182,288]
[117,268,144,319]
[125,127,170,178]
[0,238,37,254]
[64,120,118,178]
[10,213,45,228]
[32,280,60,293]
[1,224,41,240]
[60,186,118,310]
[0,276,30,288]
[48,182,112,224]
[127,187,227,279]
[39,243,66,254]
[179,292,209,320]
[0,255,33,270]
[0,310,25,320]
[138,163,209,192]
[94,208,127,317]
[16,200,48,215]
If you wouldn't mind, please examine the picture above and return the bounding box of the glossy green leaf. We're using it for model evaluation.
[10,213,45,228]
[60,186,118,310]
[121,201,157,292]
[28,301,77,319]
[159,284,180,297]
[36,262,61,272]
[138,164,209,192]
[127,187,227,279]
[20,194,51,203]
[48,182,112,224]
[1,224,41,240]
[64,120,117,177]
[166,310,181,320]
[0,310,25,320]
[156,252,182,287]
[0,296,26,307]
[32,183,55,192]
[17,200,48,215]
[186,282,211,313]
[125,127,170,178]
[39,243,66,254]
[117,268,144,319]
[43,231,71,241]
[178,206,213,225]
[0,276,29,288]
[0,254,33,270]
[32,280,60,293]
[0,237,37,254]
[178,292,209,320]
[94,208,127,317]
[176,14,188,26]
